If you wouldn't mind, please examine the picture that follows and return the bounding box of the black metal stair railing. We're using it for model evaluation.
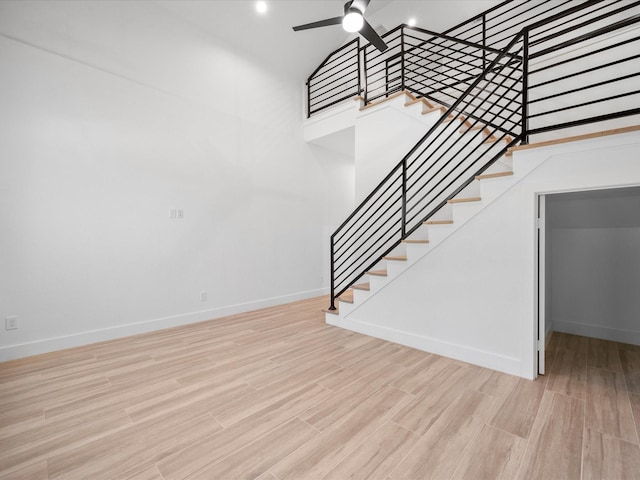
[329,33,526,309]
[306,1,640,119]
[523,0,640,136]
[306,38,360,118]
[362,25,511,107]
[324,0,640,310]
[306,1,613,118]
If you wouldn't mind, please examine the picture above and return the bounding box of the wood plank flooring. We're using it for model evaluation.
[1,296,640,479]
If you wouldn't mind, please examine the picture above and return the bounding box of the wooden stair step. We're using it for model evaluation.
[422,106,447,116]
[447,196,481,204]
[460,124,492,137]
[359,91,408,111]
[442,113,458,123]
[383,255,407,261]
[323,308,339,315]
[337,290,354,303]
[351,282,370,291]
[405,97,435,110]
[402,239,430,244]
[475,171,514,180]
[367,269,388,277]
[424,219,454,225]
[484,135,514,144]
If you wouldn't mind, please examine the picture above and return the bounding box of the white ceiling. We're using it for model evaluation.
[155,0,500,82]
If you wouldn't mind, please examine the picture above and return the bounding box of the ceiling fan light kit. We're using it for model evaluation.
[292,0,388,52]
[343,10,364,32]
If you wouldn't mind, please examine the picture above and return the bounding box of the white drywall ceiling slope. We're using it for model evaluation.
[156,0,501,82]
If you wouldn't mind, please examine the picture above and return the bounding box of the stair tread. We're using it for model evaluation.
[484,135,514,144]
[424,219,454,225]
[383,255,407,261]
[447,196,482,204]
[367,269,388,276]
[405,97,434,109]
[359,90,409,111]
[475,171,514,180]
[422,106,447,115]
[352,282,370,291]
[338,290,354,303]
[323,308,339,315]
[402,239,430,244]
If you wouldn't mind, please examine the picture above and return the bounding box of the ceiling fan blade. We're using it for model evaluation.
[360,19,388,52]
[351,0,371,14]
[292,16,344,31]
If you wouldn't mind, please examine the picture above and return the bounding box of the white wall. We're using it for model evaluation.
[0,1,352,360]
[546,188,640,345]
[333,130,640,379]
[355,103,437,202]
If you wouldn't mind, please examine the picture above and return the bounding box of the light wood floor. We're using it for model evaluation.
[1,296,640,480]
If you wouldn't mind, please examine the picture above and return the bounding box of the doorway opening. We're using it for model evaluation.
[537,186,640,375]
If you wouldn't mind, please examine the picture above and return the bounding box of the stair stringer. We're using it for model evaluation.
[327,129,640,379]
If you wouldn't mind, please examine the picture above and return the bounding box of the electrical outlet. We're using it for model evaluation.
[5,316,18,330]
[177,209,184,219]
[200,291,207,302]
[169,209,176,219]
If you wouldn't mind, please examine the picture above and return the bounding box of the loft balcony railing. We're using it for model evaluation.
[306,37,360,117]
[305,0,640,310]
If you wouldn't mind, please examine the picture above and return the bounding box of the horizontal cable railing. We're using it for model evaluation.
[362,25,509,108]
[523,0,640,137]
[306,1,640,119]
[329,34,525,308]
[306,37,360,118]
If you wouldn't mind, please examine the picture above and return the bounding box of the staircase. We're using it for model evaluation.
[323,89,520,317]
[304,0,640,377]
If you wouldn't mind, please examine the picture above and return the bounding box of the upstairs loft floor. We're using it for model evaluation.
[0,296,639,479]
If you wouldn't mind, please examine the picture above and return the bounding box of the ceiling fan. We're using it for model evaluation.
[292,0,388,52]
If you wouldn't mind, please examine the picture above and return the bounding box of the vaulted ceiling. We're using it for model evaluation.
[156,0,501,82]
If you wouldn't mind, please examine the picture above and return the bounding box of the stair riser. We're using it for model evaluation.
[405,243,430,261]
[457,180,481,199]
[484,157,513,174]
[353,289,370,303]
[368,275,389,290]
[428,203,453,221]
[478,176,518,202]
[385,260,407,277]
[336,300,356,316]
[451,201,484,224]
[425,225,455,245]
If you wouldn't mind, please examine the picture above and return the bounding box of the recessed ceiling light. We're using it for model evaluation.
[256,1,267,14]
[408,17,417,27]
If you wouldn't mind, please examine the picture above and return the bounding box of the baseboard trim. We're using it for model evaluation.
[326,315,526,378]
[0,288,329,362]
[554,320,640,346]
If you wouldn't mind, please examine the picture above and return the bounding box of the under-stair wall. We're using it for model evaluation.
[328,128,640,379]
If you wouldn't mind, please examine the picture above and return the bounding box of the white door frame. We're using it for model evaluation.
[536,194,546,375]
